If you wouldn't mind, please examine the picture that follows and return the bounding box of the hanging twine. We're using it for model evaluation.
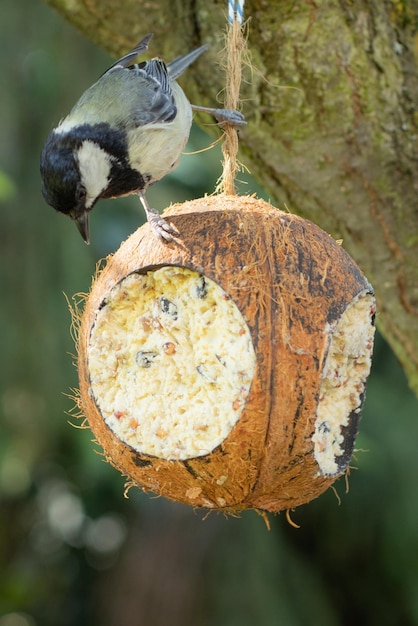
[217,0,246,195]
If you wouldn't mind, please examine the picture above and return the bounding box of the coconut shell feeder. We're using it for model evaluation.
[77,194,376,514]
[76,16,376,517]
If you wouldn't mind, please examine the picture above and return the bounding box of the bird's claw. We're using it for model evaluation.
[147,213,180,242]
[139,192,180,242]
[191,105,247,127]
[212,109,247,127]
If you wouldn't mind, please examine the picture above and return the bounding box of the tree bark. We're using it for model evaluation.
[44,0,418,396]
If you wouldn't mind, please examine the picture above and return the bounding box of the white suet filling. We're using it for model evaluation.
[312,291,375,475]
[87,267,256,460]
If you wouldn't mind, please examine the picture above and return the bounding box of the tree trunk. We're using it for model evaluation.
[44,0,418,396]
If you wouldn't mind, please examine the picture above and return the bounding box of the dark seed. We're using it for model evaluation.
[196,365,216,382]
[318,421,331,434]
[195,275,208,299]
[136,350,159,368]
[160,297,178,320]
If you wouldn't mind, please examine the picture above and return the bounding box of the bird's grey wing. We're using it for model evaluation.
[68,59,177,129]
[126,59,177,126]
[103,33,153,74]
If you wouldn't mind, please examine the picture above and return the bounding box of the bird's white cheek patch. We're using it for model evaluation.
[76,141,112,208]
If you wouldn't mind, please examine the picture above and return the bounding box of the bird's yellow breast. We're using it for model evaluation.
[127,81,193,184]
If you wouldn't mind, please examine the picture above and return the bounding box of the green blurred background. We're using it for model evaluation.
[1,1,418,625]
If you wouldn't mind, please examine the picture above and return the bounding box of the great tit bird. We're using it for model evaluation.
[40,33,246,244]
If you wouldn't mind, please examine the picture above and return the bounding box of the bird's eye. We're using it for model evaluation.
[76,185,87,204]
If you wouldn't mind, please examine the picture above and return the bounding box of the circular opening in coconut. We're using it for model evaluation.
[87,265,256,461]
[312,291,375,476]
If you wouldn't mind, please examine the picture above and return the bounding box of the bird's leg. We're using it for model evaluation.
[138,191,179,242]
[191,105,246,127]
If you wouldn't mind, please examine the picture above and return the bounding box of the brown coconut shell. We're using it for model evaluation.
[77,195,374,513]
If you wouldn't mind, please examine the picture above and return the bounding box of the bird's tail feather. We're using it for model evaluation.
[167,45,208,79]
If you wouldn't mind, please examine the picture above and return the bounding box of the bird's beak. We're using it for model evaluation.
[74,212,90,244]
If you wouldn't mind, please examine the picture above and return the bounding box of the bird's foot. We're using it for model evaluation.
[140,196,179,242]
[191,105,247,127]
[212,108,247,127]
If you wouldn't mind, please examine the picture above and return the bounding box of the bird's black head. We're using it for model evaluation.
[40,130,92,243]
[41,122,147,244]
